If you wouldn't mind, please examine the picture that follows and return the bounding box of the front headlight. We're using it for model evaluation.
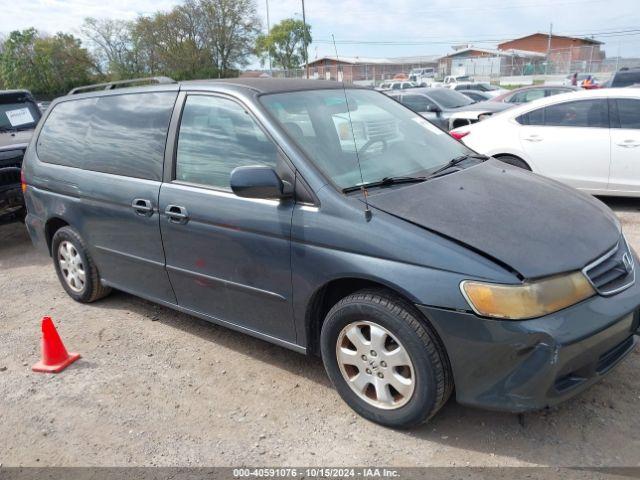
[460,271,595,320]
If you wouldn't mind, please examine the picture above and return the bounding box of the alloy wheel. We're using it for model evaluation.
[336,321,416,410]
[58,241,86,293]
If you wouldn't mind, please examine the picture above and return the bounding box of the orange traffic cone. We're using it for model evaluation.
[32,316,80,373]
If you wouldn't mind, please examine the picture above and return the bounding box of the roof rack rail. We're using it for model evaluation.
[68,76,176,95]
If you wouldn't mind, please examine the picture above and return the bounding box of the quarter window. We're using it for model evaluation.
[37,98,95,169]
[175,95,279,190]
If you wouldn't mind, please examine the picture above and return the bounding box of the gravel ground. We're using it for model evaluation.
[1,197,639,468]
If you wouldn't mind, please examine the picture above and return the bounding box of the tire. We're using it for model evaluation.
[51,226,111,303]
[320,289,453,428]
[497,155,531,171]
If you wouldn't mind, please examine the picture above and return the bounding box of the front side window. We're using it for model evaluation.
[176,95,278,190]
[517,99,608,128]
[615,99,640,129]
[261,89,471,190]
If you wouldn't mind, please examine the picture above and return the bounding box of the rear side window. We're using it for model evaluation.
[614,99,640,129]
[38,92,177,180]
[516,100,608,128]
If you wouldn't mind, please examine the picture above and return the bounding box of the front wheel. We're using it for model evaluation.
[320,289,453,428]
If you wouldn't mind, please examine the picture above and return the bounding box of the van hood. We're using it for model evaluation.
[365,160,620,279]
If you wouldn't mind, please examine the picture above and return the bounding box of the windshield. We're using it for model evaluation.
[425,89,473,109]
[261,89,472,190]
[0,99,41,131]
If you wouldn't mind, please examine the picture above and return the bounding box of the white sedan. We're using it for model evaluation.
[450,88,640,197]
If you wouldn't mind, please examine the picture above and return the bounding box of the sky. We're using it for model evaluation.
[1,0,639,63]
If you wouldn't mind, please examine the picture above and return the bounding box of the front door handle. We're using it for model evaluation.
[131,198,154,217]
[523,135,543,142]
[617,139,640,148]
[165,205,189,224]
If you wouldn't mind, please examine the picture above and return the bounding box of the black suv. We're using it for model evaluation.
[1,90,41,222]
[607,67,640,88]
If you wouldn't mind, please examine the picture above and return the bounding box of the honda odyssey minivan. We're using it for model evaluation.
[23,78,640,428]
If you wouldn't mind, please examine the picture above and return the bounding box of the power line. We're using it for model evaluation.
[312,28,640,46]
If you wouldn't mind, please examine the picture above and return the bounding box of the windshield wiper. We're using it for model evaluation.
[343,175,427,193]
[426,154,489,179]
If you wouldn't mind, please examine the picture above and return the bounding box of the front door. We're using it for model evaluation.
[608,97,640,194]
[159,94,296,342]
[518,98,611,192]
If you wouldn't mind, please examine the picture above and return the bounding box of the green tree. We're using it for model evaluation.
[255,18,311,71]
[200,0,261,75]
[81,17,140,79]
[132,3,217,80]
[0,28,95,97]
[82,0,260,81]
[34,33,95,94]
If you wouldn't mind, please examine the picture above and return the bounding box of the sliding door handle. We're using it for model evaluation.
[165,205,189,224]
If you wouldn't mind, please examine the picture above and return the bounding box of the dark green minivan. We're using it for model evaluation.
[23,78,639,427]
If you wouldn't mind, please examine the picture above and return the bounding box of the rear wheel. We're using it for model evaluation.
[52,227,111,303]
[320,289,453,428]
[496,155,531,170]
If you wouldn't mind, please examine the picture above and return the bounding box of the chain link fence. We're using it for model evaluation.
[244,45,640,86]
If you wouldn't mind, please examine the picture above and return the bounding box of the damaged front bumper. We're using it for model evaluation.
[418,278,640,412]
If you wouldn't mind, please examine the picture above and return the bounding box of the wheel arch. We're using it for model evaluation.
[304,276,424,356]
[492,153,533,171]
[44,217,70,255]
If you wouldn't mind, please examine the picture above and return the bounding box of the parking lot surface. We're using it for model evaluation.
[1,197,640,467]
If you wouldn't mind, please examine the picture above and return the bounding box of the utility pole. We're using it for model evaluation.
[545,22,553,75]
[266,0,272,76]
[302,0,309,79]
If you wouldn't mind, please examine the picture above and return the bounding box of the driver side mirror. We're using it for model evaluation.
[426,104,441,113]
[230,166,292,200]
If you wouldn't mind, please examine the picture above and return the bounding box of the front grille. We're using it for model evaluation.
[583,239,635,296]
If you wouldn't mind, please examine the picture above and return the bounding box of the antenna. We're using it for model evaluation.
[331,34,372,221]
